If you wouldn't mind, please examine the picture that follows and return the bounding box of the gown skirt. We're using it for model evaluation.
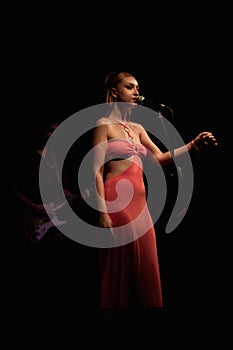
[98,157,163,309]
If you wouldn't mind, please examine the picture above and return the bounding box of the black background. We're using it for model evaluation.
[9,3,230,331]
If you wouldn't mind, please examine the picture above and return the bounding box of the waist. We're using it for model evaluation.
[105,156,143,182]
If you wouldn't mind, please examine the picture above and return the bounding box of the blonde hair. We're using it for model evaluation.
[104,71,134,103]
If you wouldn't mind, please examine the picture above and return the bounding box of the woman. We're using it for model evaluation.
[92,71,218,309]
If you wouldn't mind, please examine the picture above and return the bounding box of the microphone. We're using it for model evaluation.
[137,95,173,114]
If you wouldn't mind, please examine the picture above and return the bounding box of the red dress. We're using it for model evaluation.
[98,138,163,309]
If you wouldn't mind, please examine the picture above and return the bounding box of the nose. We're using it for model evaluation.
[134,88,139,96]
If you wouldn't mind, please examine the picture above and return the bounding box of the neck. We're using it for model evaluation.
[109,118,130,125]
[108,102,132,122]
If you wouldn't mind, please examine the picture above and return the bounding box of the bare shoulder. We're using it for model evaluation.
[95,117,110,126]
[130,121,145,130]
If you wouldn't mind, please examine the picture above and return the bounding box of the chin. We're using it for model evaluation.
[125,102,137,107]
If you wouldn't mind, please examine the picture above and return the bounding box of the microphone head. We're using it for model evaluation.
[136,95,174,117]
[137,96,145,104]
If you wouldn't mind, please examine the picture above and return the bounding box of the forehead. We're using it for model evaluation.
[120,76,138,86]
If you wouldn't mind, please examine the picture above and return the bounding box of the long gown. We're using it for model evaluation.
[98,138,163,309]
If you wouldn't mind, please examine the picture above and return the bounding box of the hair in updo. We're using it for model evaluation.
[104,71,134,103]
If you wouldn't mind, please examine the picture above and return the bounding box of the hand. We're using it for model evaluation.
[63,189,77,202]
[99,212,114,236]
[193,132,218,150]
[33,203,55,216]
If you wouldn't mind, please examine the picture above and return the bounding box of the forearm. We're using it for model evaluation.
[16,191,38,211]
[173,141,194,158]
[150,145,192,166]
[155,140,203,165]
[95,173,108,213]
[171,131,218,159]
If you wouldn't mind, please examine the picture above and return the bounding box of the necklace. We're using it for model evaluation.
[118,121,138,149]
[118,122,134,141]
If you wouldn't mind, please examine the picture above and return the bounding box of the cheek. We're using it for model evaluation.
[118,91,129,101]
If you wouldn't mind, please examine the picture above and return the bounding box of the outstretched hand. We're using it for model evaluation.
[193,132,218,150]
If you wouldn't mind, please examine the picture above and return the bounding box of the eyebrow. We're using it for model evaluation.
[125,82,139,89]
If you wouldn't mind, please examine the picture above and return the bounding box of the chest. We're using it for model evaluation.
[107,123,140,143]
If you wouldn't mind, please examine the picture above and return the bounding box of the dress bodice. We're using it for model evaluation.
[106,138,147,161]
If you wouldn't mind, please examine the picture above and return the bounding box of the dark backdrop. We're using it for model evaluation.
[11,6,229,326]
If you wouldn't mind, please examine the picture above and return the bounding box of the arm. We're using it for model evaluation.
[92,121,114,229]
[16,190,55,216]
[139,128,218,166]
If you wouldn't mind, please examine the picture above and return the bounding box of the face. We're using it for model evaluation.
[45,123,58,138]
[112,77,140,104]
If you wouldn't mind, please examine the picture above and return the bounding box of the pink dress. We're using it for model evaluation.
[98,138,163,309]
